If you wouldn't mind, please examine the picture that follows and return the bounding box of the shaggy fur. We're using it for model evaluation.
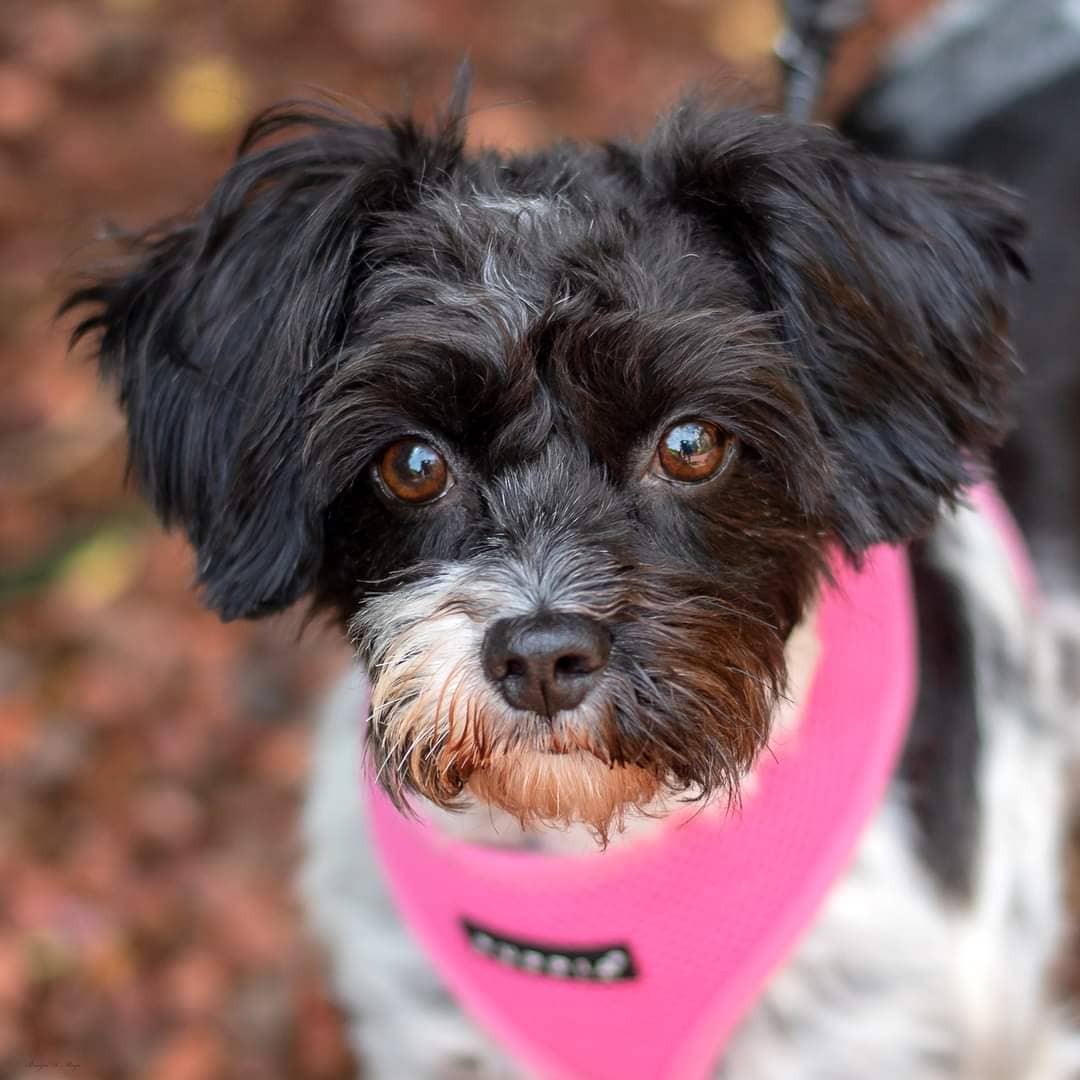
[64,79,1023,832]
[62,58,1078,1075]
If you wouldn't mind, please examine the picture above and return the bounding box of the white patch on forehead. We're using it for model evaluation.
[429,268,538,339]
[471,194,558,223]
[479,248,526,309]
[424,192,570,339]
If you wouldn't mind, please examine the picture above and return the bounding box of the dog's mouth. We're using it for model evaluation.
[365,661,778,836]
[527,714,618,757]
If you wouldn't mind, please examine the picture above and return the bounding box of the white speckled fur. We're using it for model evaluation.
[301,501,1080,1078]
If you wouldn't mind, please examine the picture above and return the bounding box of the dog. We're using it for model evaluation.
[63,19,1080,1077]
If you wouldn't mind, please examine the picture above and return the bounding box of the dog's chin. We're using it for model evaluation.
[465,750,663,839]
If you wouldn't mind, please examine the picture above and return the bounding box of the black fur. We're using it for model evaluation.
[901,538,981,899]
[63,83,1024,816]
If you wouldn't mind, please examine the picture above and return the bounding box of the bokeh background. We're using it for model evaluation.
[0,1,1033,1078]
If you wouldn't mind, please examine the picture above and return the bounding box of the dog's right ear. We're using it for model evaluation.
[646,101,1025,553]
[62,88,467,620]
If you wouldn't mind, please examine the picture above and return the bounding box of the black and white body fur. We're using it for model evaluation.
[65,9,1080,1073]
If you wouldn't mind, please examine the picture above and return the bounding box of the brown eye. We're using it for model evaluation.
[377,440,452,503]
[654,420,735,484]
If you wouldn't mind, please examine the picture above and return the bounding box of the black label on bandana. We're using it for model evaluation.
[461,918,637,982]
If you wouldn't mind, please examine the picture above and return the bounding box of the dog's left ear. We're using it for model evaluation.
[647,104,1026,553]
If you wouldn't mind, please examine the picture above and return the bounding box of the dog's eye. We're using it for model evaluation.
[654,421,736,484]
[377,440,453,503]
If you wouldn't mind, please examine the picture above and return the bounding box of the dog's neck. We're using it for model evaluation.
[421,604,822,854]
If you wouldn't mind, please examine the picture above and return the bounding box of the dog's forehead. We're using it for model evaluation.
[367,183,697,306]
[377,189,578,287]
[341,194,776,487]
[423,189,577,335]
[467,192,565,224]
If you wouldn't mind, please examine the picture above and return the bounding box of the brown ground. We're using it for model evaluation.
[0,2,1066,1079]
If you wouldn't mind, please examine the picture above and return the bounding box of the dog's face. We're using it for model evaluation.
[66,88,1023,835]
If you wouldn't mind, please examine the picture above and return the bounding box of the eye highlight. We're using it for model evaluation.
[653,420,736,484]
[377,440,453,503]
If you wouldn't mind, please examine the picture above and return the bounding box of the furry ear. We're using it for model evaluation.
[63,91,467,619]
[647,103,1026,552]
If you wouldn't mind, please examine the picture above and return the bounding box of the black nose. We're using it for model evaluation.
[482,613,611,716]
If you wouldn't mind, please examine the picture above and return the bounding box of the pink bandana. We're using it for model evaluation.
[364,488,1025,1080]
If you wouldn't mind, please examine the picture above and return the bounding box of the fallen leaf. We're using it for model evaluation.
[162,56,251,138]
[55,526,143,612]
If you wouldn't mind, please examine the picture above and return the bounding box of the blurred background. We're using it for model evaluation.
[0,1,1034,1077]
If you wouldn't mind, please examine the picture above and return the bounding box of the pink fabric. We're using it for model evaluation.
[364,536,920,1080]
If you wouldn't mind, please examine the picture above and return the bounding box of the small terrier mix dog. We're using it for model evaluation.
[66,28,1079,1080]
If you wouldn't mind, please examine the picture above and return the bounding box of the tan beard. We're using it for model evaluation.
[465,750,663,840]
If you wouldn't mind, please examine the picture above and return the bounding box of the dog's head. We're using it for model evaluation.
[65,85,1023,835]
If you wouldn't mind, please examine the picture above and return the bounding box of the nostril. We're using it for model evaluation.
[554,653,599,678]
[505,656,528,679]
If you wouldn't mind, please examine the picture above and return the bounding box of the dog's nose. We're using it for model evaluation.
[482,613,611,716]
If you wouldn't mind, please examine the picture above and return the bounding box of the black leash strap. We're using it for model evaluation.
[776,0,869,121]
